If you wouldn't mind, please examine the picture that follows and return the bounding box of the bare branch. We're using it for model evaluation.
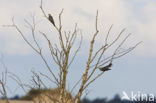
[97,41,142,68]
[83,72,104,90]
[70,77,82,94]
[68,33,83,68]
[0,70,9,103]
[4,18,59,87]
[0,80,9,103]
[40,72,59,87]
[75,10,99,103]
[105,24,113,45]
[107,28,126,49]
[4,5,141,103]
[9,72,27,93]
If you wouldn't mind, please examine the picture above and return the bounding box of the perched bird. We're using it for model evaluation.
[48,14,55,26]
[99,63,112,72]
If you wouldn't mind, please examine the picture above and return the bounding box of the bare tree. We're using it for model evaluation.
[4,0,141,103]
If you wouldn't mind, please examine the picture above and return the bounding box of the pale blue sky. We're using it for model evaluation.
[0,0,156,100]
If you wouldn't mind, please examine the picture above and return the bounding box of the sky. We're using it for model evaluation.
[0,0,156,100]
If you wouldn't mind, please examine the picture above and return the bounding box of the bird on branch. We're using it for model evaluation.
[48,14,55,26]
[99,63,112,72]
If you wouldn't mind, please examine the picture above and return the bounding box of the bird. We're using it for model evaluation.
[48,14,55,26]
[99,63,112,72]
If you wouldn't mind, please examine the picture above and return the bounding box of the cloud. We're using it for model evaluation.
[1,0,156,99]
[0,0,156,57]
[126,1,156,57]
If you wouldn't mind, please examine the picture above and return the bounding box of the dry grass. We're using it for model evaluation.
[0,88,74,103]
[0,100,33,103]
[33,89,74,103]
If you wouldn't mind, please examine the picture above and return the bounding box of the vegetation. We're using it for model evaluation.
[0,0,141,102]
[20,88,73,101]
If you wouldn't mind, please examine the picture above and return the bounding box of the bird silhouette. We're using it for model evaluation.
[48,14,55,26]
[99,63,112,72]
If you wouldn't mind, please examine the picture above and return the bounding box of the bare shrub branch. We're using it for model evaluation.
[3,1,141,102]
